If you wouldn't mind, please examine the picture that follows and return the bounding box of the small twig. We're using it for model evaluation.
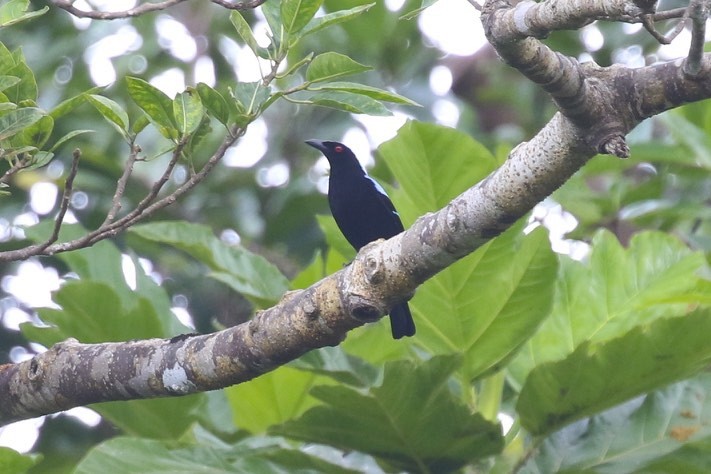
[37,149,81,253]
[466,0,482,12]
[103,143,141,226]
[82,127,245,246]
[0,157,29,185]
[618,7,688,23]
[643,6,690,45]
[130,141,185,216]
[50,0,189,20]
[210,0,268,10]
[684,0,709,77]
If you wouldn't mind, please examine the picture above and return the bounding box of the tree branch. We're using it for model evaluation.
[50,0,190,19]
[3,0,711,425]
[0,122,244,262]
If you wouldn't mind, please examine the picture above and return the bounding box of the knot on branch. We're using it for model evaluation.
[349,298,382,323]
[364,254,385,284]
[599,135,630,159]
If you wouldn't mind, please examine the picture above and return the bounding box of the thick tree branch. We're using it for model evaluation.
[3,0,711,425]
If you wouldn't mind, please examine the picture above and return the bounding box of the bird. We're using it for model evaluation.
[306,139,416,339]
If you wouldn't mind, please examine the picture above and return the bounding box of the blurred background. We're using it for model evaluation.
[0,0,706,469]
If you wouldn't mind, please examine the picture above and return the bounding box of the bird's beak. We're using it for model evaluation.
[305,139,327,153]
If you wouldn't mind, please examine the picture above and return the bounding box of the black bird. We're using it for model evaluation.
[306,139,416,339]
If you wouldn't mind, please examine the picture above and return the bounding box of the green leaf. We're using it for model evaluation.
[423,224,556,381]
[0,0,47,27]
[23,222,187,337]
[347,122,548,380]
[0,447,39,474]
[281,0,322,35]
[306,52,372,83]
[517,308,711,435]
[0,75,19,91]
[49,129,94,152]
[126,76,177,139]
[131,113,150,134]
[229,11,262,57]
[0,42,14,72]
[290,346,380,387]
[400,0,439,20]
[4,56,36,103]
[226,366,326,433]
[0,106,43,140]
[49,86,103,119]
[521,372,711,472]
[232,81,271,116]
[659,112,711,170]
[17,113,52,148]
[261,0,284,53]
[309,90,391,115]
[129,221,289,307]
[509,231,710,388]
[94,395,203,439]
[29,281,165,344]
[272,356,503,472]
[23,150,53,171]
[300,3,374,38]
[310,81,420,106]
[87,94,130,138]
[173,88,203,137]
[75,436,359,474]
[195,83,230,125]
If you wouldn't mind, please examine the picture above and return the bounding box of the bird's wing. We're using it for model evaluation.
[365,175,400,217]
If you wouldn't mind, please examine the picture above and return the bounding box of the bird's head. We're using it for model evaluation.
[305,139,355,161]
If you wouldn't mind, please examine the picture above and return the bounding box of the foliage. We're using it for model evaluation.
[1,0,711,473]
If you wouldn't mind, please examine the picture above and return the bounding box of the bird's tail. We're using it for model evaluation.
[389,302,416,339]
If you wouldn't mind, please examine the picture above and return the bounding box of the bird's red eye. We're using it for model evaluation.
[334,145,344,152]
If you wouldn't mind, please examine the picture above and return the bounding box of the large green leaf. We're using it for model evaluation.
[0,447,38,474]
[74,435,358,474]
[225,366,327,433]
[518,308,711,435]
[93,396,203,440]
[27,281,164,345]
[129,221,289,307]
[379,120,497,224]
[659,112,711,170]
[272,356,503,472]
[359,122,556,380]
[417,224,556,381]
[290,346,380,387]
[23,222,186,338]
[521,372,711,473]
[509,230,710,388]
